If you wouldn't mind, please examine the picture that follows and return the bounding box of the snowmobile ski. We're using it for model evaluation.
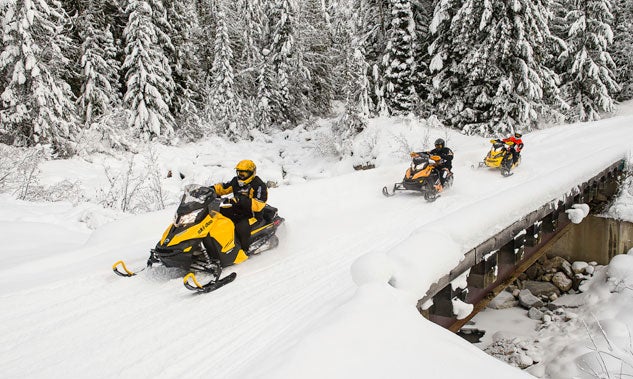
[112,252,159,277]
[382,185,397,197]
[112,260,149,277]
[183,272,237,293]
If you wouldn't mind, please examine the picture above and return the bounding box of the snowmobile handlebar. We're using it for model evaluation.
[490,139,514,149]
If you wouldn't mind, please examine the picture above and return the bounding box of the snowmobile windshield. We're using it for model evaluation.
[492,141,505,149]
[411,153,430,170]
[178,185,215,215]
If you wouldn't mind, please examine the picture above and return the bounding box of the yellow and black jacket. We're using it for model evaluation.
[213,176,268,220]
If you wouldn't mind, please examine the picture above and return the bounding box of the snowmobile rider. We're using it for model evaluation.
[212,160,268,255]
[501,130,524,165]
[410,138,454,187]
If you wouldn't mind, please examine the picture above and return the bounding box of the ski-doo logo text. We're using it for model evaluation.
[198,219,213,234]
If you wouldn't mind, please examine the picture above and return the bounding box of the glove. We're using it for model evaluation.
[410,152,419,158]
[220,197,238,208]
[191,186,212,198]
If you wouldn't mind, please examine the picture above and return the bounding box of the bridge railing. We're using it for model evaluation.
[418,159,625,331]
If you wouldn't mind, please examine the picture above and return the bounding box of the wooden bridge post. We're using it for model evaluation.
[467,253,498,289]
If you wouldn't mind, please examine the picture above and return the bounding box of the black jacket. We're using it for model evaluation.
[417,147,454,170]
[213,176,268,220]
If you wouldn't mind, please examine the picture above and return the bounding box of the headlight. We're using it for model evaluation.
[175,209,203,226]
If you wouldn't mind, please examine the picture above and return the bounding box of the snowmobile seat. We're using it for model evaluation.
[262,205,278,224]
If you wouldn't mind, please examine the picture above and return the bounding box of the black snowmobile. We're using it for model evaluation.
[113,184,284,293]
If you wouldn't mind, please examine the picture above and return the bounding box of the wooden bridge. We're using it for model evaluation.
[417,159,626,332]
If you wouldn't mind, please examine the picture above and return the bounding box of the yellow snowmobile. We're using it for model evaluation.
[383,152,454,202]
[113,184,284,293]
[479,139,520,177]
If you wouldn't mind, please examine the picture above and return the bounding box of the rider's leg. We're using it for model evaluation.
[438,166,449,186]
[234,218,252,253]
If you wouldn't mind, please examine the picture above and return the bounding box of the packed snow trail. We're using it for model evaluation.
[1,114,633,378]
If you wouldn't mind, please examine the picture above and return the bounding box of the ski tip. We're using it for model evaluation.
[183,272,203,289]
[112,260,136,277]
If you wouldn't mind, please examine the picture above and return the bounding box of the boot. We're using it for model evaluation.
[434,172,443,191]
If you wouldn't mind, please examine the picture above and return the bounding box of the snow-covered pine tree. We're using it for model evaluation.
[356,0,391,115]
[383,0,416,115]
[208,4,240,140]
[77,7,122,127]
[557,0,619,121]
[326,0,353,101]
[0,15,3,95]
[56,0,82,95]
[256,62,275,131]
[193,0,216,81]
[410,0,435,115]
[101,0,129,45]
[427,0,470,128]
[147,0,174,54]
[335,7,371,149]
[0,0,79,156]
[430,0,563,135]
[232,0,265,99]
[610,0,633,101]
[237,0,265,68]
[122,0,175,140]
[163,0,205,129]
[266,0,298,126]
[221,0,266,133]
[218,0,270,133]
[88,0,129,93]
[293,0,334,118]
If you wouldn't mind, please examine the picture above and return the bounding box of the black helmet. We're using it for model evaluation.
[434,138,445,149]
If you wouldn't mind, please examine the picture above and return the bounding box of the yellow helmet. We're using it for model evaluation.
[235,160,256,184]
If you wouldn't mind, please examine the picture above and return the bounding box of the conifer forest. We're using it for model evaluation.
[1,0,632,157]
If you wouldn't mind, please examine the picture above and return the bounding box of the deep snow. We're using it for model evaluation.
[2,104,633,378]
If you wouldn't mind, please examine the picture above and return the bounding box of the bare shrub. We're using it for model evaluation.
[312,130,340,157]
[75,110,138,156]
[0,145,45,200]
[577,317,633,379]
[97,145,168,213]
